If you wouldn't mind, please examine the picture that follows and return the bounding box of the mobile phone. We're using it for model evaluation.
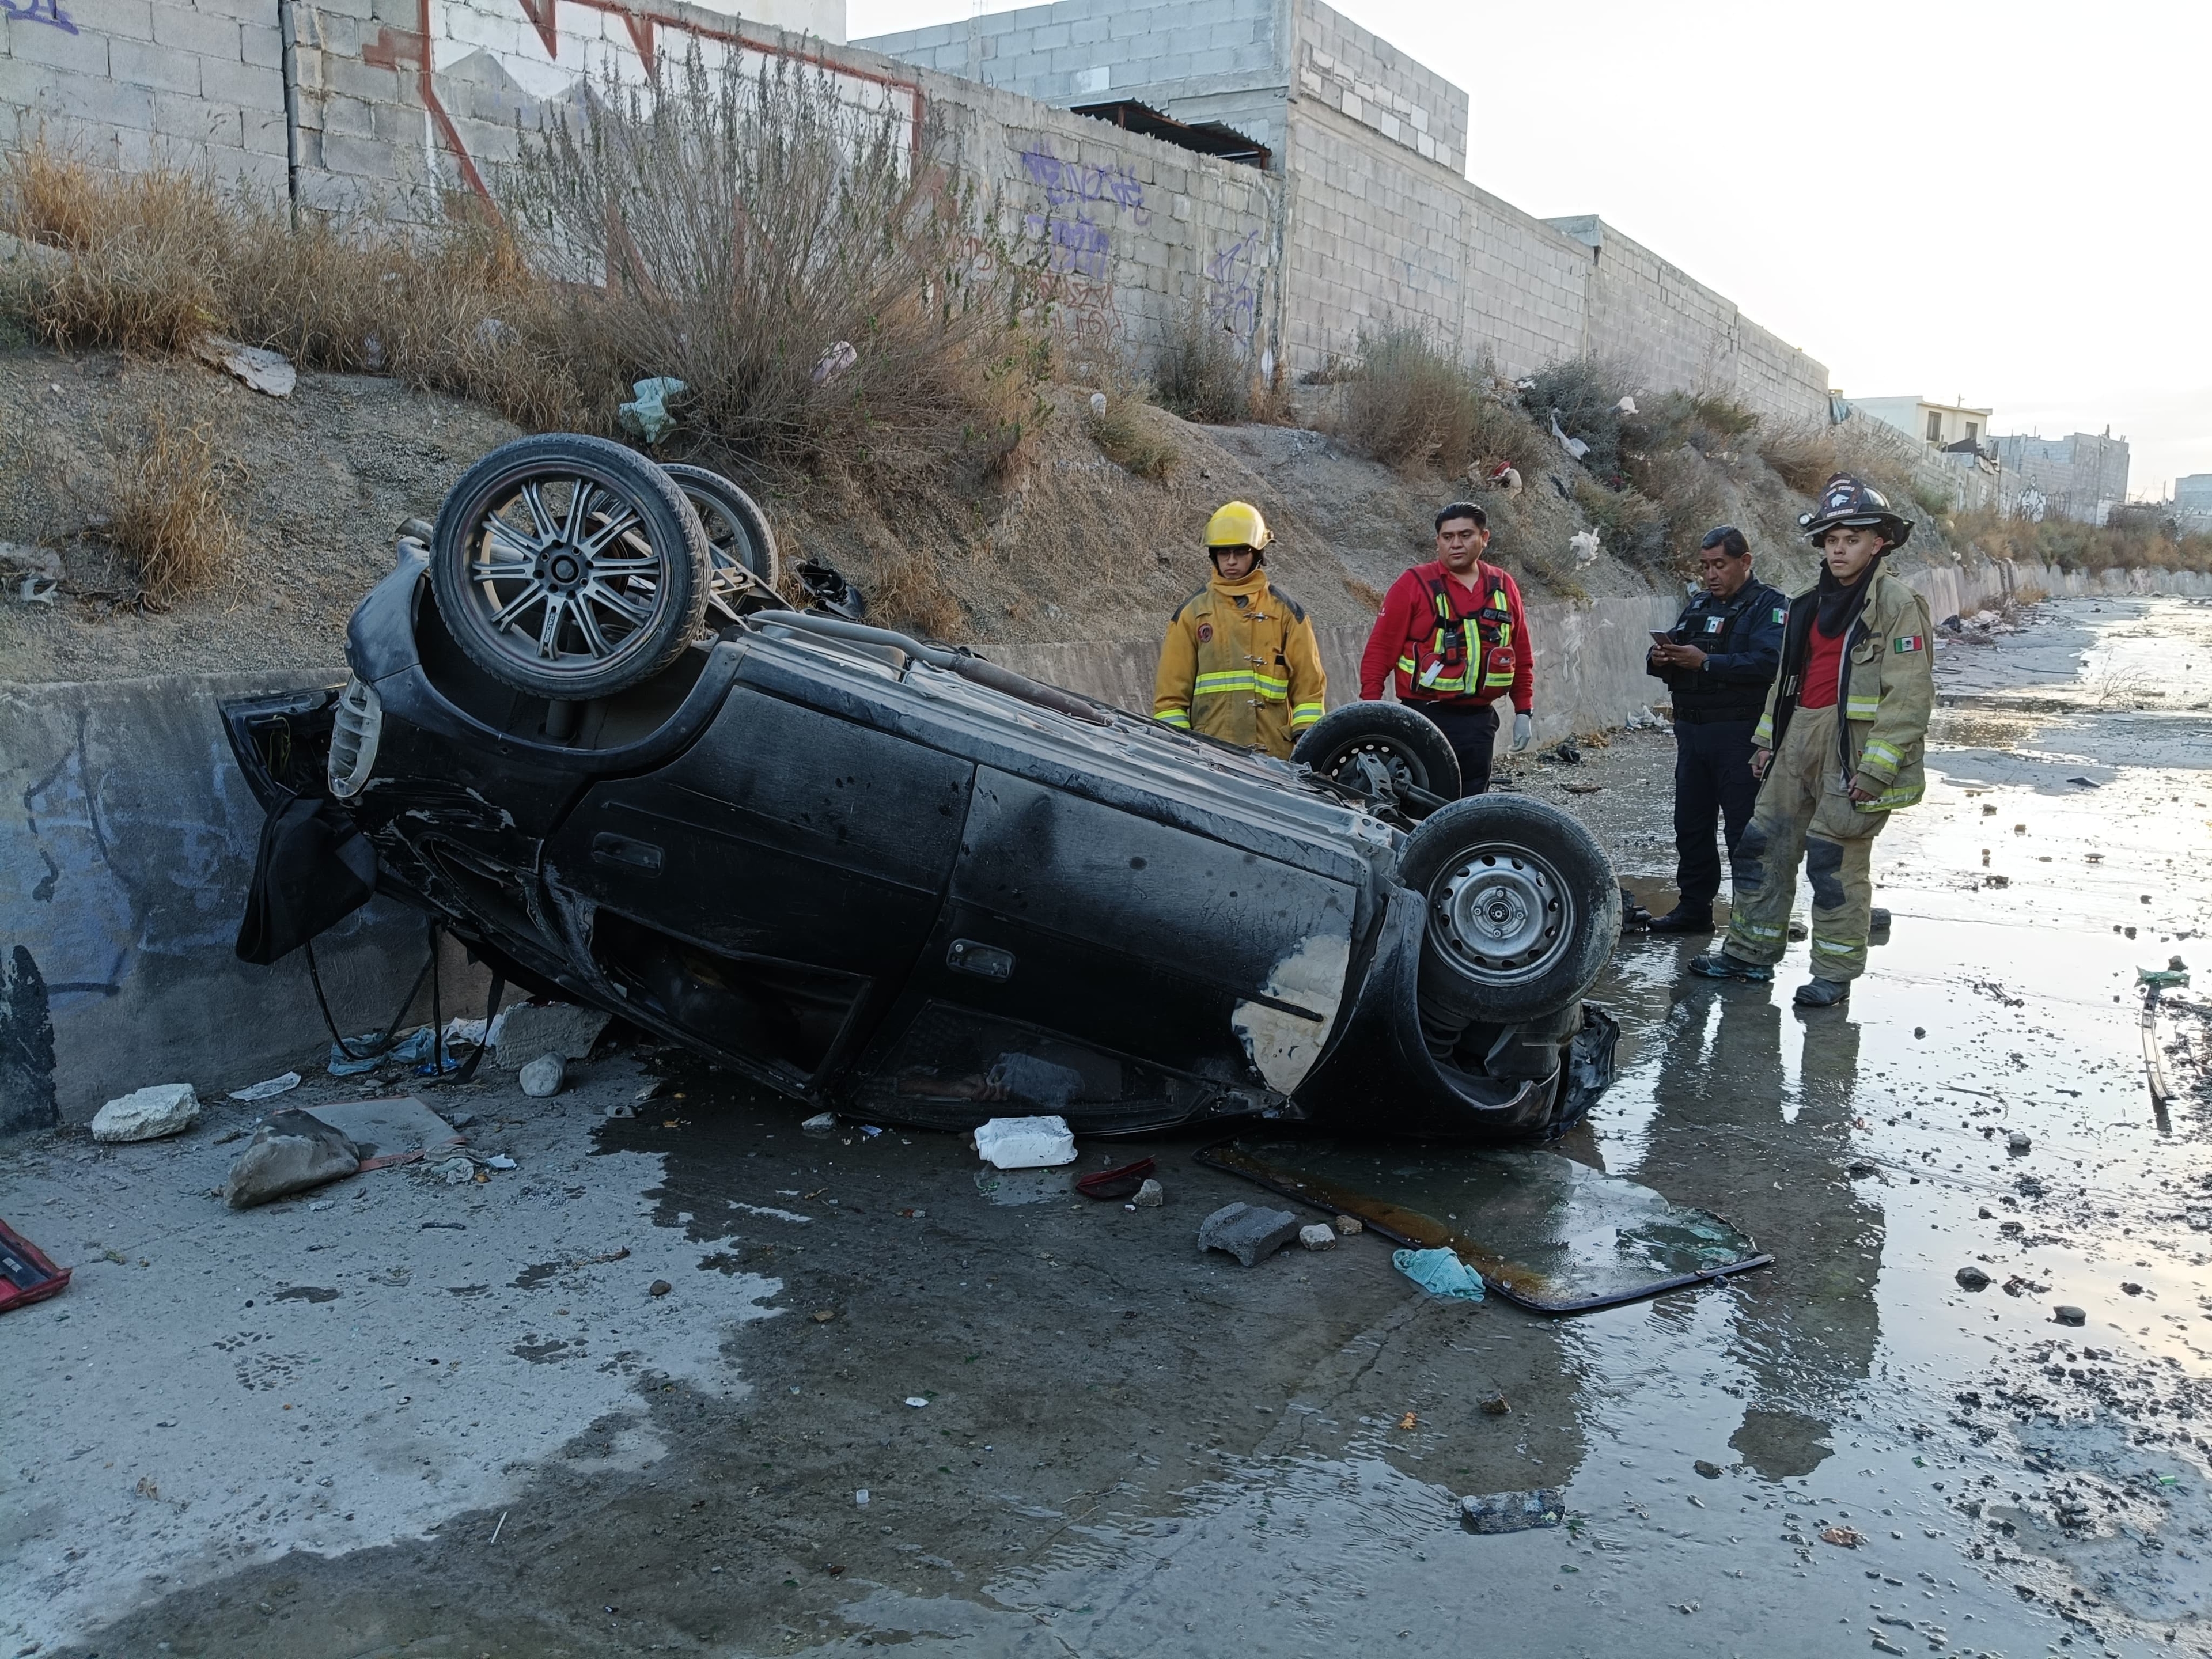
[1649,631,1673,647]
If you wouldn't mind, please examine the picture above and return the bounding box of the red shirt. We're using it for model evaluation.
[1357,559,1534,711]
[1798,620,1846,710]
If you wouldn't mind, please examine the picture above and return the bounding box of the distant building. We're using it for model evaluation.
[1854,396,1995,452]
[1991,432,2131,527]
[2175,474,2212,512]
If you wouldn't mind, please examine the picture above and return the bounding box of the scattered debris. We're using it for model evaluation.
[1818,1526,1866,1547]
[304,1096,464,1159]
[811,340,858,384]
[224,1111,361,1209]
[431,1156,475,1185]
[1077,1157,1157,1200]
[1692,1459,1723,1479]
[91,1082,200,1143]
[191,334,296,397]
[794,557,866,620]
[2053,1305,2086,1326]
[1479,1392,1512,1416]
[2138,958,2190,990]
[1331,1213,1362,1235]
[903,1396,928,1408]
[0,1218,71,1313]
[227,1071,301,1103]
[1955,1267,1991,1291]
[801,1112,838,1132]
[1459,1488,1563,1534]
[1568,528,1601,565]
[972,1115,1076,1170]
[810,1309,835,1323]
[1297,1222,1336,1251]
[519,1054,567,1099]
[615,376,686,444]
[2005,1130,2031,1153]
[1391,1246,1486,1302]
[486,1154,518,1171]
[1397,1411,1418,1430]
[1132,1178,1165,1208]
[497,1003,610,1069]
[1197,1202,1301,1268]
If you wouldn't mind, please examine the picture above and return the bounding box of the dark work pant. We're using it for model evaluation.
[1415,701,1499,798]
[1673,716,1761,911]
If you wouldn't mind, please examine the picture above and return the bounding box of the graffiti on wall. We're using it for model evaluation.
[1018,142,1147,284]
[1,0,78,32]
[1206,228,1262,340]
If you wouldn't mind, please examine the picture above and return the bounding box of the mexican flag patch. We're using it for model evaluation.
[1772,607,1786,624]
[1893,634,1925,654]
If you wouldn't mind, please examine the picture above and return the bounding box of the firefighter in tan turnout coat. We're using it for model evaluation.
[1691,474,1936,1009]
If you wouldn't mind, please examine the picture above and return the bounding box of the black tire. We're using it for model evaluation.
[429,434,708,701]
[660,463,782,622]
[1399,794,1619,1025]
[1290,702,1460,818]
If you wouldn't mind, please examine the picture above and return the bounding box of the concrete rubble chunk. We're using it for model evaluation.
[1297,1222,1336,1251]
[224,1110,360,1209]
[192,334,297,397]
[518,1054,567,1099]
[91,1082,200,1143]
[1332,1213,1362,1235]
[497,1002,611,1069]
[1197,1202,1301,1268]
[1132,1177,1165,1207]
[2005,1130,2031,1153]
[972,1115,1075,1170]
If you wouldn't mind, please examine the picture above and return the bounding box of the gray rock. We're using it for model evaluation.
[1132,1177,1165,1207]
[1332,1213,1363,1236]
[1459,1488,1565,1535]
[92,1082,200,1143]
[2005,1130,2031,1153]
[2053,1305,2086,1326]
[1297,1222,1336,1252]
[1956,1266,1991,1291]
[224,1110,360,1209]
[1197,1202,1301,1268]
[497,1002,610,1069]
[518,1054,566,1098]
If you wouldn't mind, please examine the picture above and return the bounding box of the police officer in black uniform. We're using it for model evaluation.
[1645,525,1787,933]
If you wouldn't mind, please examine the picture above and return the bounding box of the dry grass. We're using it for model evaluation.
[1089,391,1180,479]
[1153,294,1253,425]
[1948,507,2212,576]
[1328,329,1551,478]
[108,408,243,605]
[1571,474,1666,567]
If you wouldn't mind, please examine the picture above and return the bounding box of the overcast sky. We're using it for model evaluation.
[849,0,2209,499]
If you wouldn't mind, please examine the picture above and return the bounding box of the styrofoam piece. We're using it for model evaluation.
[971,1115,1075,1170]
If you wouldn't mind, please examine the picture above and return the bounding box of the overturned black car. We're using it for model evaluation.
[225,435,1621,1141]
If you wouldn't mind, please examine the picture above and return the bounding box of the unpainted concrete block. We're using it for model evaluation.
[92,1082,200,1142]
[1197,1201,1301,1268]
[149,1,243,59]
[68,0,154,40]
[497,1002,611,1068]
[109,33,204,92]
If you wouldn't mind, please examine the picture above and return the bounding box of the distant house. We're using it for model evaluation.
[1855,396,1994,452]
[1991,432,2131,527]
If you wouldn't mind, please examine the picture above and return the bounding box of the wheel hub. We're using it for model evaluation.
[1436,853,1561,971]
[543,548,584,589]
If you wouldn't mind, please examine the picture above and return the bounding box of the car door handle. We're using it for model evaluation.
[591,832,664,874]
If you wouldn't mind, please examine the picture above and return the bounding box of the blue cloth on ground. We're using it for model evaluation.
[1392,1246,1486,1301]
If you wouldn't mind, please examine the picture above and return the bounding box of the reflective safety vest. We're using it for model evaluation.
[1395,571,1517,699]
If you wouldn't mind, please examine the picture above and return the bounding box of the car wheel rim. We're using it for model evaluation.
[1321,740,1423,796]
[461,473,670,683]
[684,488,764,623]
[1430,844,1570,983]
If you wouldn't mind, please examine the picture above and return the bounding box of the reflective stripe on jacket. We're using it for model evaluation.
[1356,560,1533,710]
[1753,567,1935,812]
[1153,570,1327,759]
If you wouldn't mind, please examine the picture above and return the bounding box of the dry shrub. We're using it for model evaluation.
[1331,325,1480,471]
[1947,507,2212,577]
[109,408,242,604]
[1624,389,1758,457]
[1089,391,1179,479]
[1153,295,1251,425]
[1572,474,1666,567]
[1623,445,1728,569]
[1517,356,1638,484]
[865,548,964,638]
[507,49,1017,489]
[1752,419,1838,494]
[2,146,224,351]
[1341,573,1387,612]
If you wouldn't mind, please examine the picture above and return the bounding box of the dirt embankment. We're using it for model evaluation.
[0,343,1978,686]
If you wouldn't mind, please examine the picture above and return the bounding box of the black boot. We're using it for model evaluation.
[1648,908,1714,934]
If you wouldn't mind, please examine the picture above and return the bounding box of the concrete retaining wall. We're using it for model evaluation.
[0,671,488,1131]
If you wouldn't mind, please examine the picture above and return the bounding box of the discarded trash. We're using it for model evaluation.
[1614,395,1638,416]
[2053,1305,2086,1327]
[327,1024,449,1078]
[1397,1411,1418,1430]
[497,1002,610,1068]
[1819,1525,1866,1548]
[615,376,687,444]
[1297,1222,1336,1251]
[1567,528,1601,565]
[224,1110,361,1208]
[1203,1139,1767,1314]
[801,1112,838,1132]
[2138,959,2190,990]
[1088,390,1108,417]
[1133,1177,1165,1207]
[0,1218,71,1313]
[811,340,858,384]
[1076,1157,1157,1200]
[1548,410,1590,460]
[1460,1488,1563,1535]
[486,1154,517,1171]
[859,1124,883,1139]
[854,1489,870,1506]
[192,334,296,397]
[431,1154,475,1185]
[903,1396,929,1408]
[973,1115,1076,1170]
[91,1082,200,1143]
[1955,1267,1991,1291]
[1392,1246,1486,1301]
[519,1054,566,1098]
[228,1071,301,1103]
[2066,776,2100,789]
[1197,1202,1301,1268]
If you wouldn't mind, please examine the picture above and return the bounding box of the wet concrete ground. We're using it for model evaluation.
[3,597,2208,1658]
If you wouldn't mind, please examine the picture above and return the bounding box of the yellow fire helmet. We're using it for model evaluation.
[1204,499,1272,555]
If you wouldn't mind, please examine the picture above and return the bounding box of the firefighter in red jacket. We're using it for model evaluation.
[1357,501,1535,795]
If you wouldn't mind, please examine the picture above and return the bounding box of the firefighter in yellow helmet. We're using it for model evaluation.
[1152,501,1327,759]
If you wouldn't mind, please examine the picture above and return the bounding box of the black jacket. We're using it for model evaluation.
[1647,578,1787,721]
